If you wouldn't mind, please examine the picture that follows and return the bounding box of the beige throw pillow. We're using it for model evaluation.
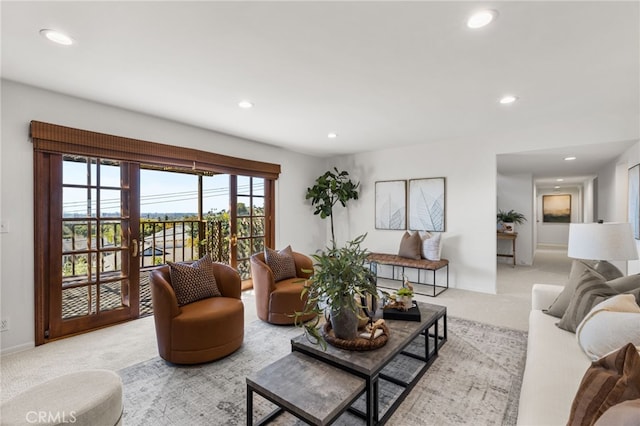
[398,231,422,260]
[576,295,640,360]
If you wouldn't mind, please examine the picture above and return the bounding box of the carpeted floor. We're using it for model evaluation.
[119,316,527,426]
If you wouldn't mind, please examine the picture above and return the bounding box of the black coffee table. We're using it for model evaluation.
[291,301,447,425]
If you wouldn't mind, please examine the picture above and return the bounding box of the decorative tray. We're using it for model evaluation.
[383,301,421,322]
[322,321,389,351]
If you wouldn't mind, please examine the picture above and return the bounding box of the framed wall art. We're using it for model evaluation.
[542,194,571,223]
[408,177,446,232]
[629,164,640,239]
[375,180,406,230]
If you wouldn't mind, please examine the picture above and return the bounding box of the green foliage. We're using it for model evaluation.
[396,287,413,297]
[305,168,360,247]
[294,233,378,348]
[497,209,527,225]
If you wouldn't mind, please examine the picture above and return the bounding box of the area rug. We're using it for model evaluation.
[119,316,527,425]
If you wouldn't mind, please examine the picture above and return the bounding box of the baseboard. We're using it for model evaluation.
[0,341,35,356]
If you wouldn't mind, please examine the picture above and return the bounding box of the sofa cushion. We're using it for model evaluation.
[398,231,422,260]
[576,294,640,360]
[568,343,640,426]
[557,269,619,332]
[594,399,640,426]
[517,309,591,425]
[265,245,297,282]
[168,255,221,306]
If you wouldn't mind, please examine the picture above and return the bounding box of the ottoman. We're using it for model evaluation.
[1,370,123,426]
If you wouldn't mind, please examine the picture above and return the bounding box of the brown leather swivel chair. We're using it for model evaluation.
[250,251,317,325]
[150,263,244,364]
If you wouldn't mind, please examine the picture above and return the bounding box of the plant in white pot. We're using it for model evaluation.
[294,234,378,348]
[497,209,527,233]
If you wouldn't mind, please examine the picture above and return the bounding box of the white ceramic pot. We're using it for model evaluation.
[502,222,515,233]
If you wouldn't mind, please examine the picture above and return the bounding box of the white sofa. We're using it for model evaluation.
[517,284,591,426]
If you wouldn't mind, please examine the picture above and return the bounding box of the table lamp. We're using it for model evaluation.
[567,222,638,261]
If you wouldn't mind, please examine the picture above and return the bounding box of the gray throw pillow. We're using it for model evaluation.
[398,231,421,260]
[607,274,640,293]
[545,260,606,318]
[556,268,618,333]
[590,260,624,280]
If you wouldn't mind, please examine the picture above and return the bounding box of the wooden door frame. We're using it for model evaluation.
[32,121,280,345]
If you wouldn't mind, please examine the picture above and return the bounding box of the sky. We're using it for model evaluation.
[62,159,262,216]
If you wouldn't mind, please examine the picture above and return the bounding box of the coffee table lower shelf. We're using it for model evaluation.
[246,351,365,426]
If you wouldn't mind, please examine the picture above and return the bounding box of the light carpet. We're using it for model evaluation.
[119,316,527,426]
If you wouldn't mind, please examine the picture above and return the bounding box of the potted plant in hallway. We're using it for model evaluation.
[497,209,527,233]
[305,168,360,249]
[294,234,378,348]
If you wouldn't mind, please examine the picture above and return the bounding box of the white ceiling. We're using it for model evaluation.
[2,1,639,183]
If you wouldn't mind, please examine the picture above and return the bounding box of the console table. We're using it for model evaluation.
[497,231,517,266]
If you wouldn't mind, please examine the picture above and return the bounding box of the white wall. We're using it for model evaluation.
[536,186,582,246]
[497,173,534,265]
[0,80,327,353]
[332,140,499,294]
[601,141,640,274]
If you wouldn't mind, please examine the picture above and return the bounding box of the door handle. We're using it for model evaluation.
[131,238,138,257]
[230,234,238,247]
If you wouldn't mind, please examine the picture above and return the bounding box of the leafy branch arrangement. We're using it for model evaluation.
[294,233,378,349]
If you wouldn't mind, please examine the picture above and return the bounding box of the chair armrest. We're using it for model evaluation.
[531,284,563,311]
[293,252,313,279]
[150,268,181,319]
[213,262,242,299]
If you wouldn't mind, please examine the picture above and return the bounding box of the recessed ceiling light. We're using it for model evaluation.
[327,132,338,139]
[499,95,518,104]
[467,10,498,29]
[554,186,561,189]
[238,100,254,109]
[556,178,564,182]
[39,29,74,46]
[564,156,577,161]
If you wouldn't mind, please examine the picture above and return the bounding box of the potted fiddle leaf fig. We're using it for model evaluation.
[305,168,360,249]
[294,233,378,348]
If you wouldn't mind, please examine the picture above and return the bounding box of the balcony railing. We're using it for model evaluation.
[139,219,229,268]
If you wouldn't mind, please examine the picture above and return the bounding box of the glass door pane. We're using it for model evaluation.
[53,155,139,337]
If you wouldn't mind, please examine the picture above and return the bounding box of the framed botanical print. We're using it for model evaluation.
[375,180,406,230]
[408,177,445,232]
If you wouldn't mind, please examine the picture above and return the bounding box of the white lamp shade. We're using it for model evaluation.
[568,222,639,261]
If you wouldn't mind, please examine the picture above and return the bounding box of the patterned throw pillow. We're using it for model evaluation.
[557,268,618,333]
[168,255,221,306]
[264,246,297,282]
[568,343,640,426]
